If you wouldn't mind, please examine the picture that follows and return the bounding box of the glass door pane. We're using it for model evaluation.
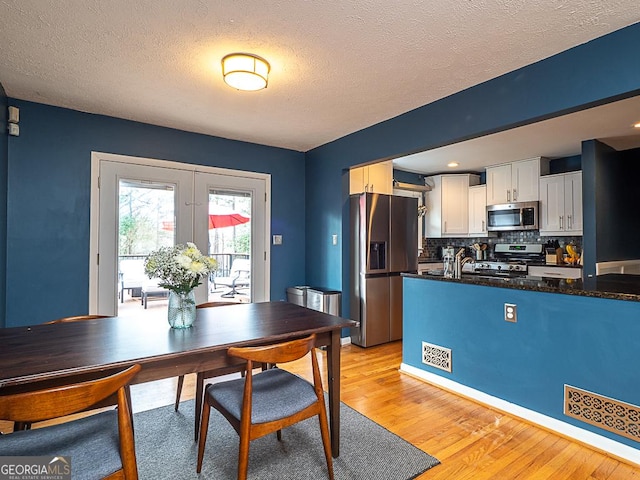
[118,179,175,315]
[207,190,252,302]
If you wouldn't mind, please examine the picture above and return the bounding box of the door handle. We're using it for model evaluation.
[513,189,517,201]
[507,190,510,202]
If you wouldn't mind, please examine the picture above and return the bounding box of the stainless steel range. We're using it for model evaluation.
[463,243,544,277]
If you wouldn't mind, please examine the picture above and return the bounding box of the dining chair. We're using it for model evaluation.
[174,301,246,441]
[10,315,112,431]
[0,364,141,480]
[196,334,334,480]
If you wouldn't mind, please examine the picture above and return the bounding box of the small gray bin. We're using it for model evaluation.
[286,286,310,307]
[306,287,341,316]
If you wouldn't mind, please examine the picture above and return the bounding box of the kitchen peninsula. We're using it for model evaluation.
[400,273,640,465]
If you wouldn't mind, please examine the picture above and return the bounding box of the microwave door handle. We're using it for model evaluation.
[520,209,523,227]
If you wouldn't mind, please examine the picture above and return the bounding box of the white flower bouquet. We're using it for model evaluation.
[144,242,217,294]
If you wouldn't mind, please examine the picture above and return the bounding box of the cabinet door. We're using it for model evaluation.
[564,172,583,234]
[468,185,487,235]
[368,161,393,194]
[486,164,511,205]
[442,176,469,235]
[511,158,540,202]
[349,166,366,194]
[539,175,564,234]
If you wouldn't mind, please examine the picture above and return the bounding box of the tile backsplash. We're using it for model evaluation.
[420,232,582,260]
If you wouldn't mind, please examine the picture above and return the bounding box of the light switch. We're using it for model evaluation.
[272,235,283,245]
[332,234,338,245]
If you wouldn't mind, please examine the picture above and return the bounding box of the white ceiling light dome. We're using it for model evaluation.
[222,53,270,91]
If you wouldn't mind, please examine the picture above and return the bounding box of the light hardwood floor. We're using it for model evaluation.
[3,341,639,479]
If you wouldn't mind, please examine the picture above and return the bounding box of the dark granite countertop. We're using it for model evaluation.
[402,272,640,303]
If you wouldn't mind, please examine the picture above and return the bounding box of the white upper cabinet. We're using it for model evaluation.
[425,174,480,238]
[486,157,549,205]
[539,171,582,236]
[468,184,487,236]
[349,161,393,195]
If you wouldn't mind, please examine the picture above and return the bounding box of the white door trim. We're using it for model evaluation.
[89,151,271,314]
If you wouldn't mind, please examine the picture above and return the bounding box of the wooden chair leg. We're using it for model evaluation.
[237,433,251,480]
[317,411,334,480]
[276,429,282,441]
[196,398,211,473]
[175,375,185,411]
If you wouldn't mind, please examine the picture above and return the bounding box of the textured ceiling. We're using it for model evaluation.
[0,1,638,153]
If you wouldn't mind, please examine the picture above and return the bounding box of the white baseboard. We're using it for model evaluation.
[400,363,640,466]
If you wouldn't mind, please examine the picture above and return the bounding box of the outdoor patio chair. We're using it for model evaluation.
[140,278,169,308]
[212,258,251,298]
[119,259,146,302]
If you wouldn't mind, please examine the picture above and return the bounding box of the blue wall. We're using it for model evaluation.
[403,276,640,449]
[4,101,305,326]
[305,23,640,319]
[0,82,7,328]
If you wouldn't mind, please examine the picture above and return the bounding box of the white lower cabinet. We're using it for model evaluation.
[539,171,582,236]
[528,265,582,279]
[418,262,443,274]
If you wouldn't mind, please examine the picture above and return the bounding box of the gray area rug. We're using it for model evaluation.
[135,399,439,479]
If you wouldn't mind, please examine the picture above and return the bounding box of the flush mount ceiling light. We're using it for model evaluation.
[222,53,270,91]
[447,162,459,168]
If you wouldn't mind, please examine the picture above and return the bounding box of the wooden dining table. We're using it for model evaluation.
[0,301,356,457]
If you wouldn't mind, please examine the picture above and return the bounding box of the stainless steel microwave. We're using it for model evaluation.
[486,201,539,232]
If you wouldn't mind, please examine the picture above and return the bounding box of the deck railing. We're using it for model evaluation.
[118,253,250,278]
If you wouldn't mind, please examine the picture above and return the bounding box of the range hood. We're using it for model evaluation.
[392,179,432,192]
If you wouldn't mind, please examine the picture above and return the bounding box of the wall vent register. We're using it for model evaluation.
[564,385,640,443]
[422,341,452,373]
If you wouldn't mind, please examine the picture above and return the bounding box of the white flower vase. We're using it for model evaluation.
[168,290,196,329]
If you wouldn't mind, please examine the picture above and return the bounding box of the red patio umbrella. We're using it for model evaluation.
[208,211,250,229]
[161,209,250,231]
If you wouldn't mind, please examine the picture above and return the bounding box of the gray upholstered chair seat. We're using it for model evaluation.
[207,368,317,424]
[0,409,122,480]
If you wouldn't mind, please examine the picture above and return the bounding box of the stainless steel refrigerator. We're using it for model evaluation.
[350,193,418,347]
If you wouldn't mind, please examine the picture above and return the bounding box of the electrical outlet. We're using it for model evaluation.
[504,303,517,322]
[332,234,338,245]
[272,235,283,245]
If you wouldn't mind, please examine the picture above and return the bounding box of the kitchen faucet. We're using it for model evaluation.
[454,248,472,279]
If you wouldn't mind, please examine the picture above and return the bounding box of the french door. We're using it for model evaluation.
[89,152,270,316]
